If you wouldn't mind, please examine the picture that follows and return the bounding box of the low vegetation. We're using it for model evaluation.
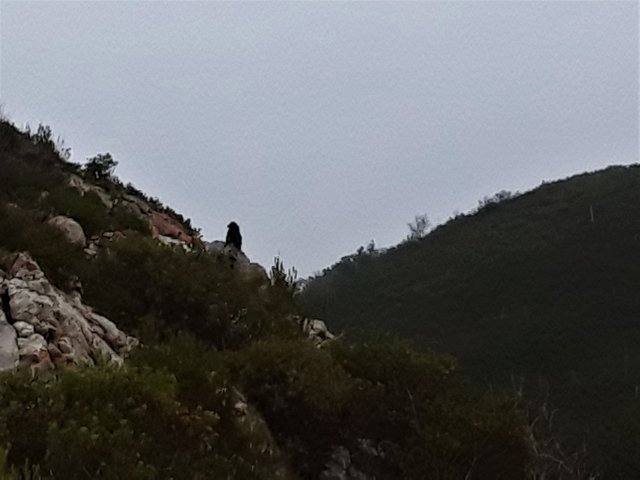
[0,118,580,478]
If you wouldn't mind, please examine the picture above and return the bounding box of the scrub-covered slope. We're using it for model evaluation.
[0,119,545,479]
[300,164,640,476]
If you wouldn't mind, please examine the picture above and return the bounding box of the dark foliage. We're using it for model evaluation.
[0,364,284,479]
[300,164,640,475]
[227,338,530,480]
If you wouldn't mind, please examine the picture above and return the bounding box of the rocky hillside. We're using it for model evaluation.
[0,253,135,371]
[0,118,578,479]
[300,164,640,478]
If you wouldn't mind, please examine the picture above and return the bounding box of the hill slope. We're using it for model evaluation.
[0,119,547,479]
[300,165,640,477]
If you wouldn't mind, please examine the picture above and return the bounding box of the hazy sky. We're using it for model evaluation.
[1,1,637,276]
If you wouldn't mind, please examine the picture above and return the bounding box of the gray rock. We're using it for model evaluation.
[347,466,369,480]
[121,200,147,221]
[296,316,336,347]
[57,336,74,355]
[0,311,19,372]
[205,241,269,282]
[67,174,85,191]
[9,287,43,322]
[231,387,250,417]
[158,235,191,252]
[9,254,45,281]
[319,446,350,480]
[12,321,35,337]
[122,194,151,214]
[17,333,47,358]
[204,240,226,254]
[68,174,113,209]
[2,253,136,370]
[319,470,348,480]
[92,189,114,210]
[329,446,351,470]
[46,215,86,246]
[357,438,379,457]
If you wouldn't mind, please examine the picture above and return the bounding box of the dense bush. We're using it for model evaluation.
[0,363,289,479]
[75,233,299,347]
[224,338,530,480]
[226,340,354,476]
[330,341,530,480]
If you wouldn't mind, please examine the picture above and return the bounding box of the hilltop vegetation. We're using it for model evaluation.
[0,119,555,479]
[300,164,640,477]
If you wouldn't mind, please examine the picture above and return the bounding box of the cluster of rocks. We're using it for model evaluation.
[294,316,336,347]
[0,253,137,372]
[44,214,124,258]
[320,440,390,480]
[68,174,197,251]
[84,230,125,257]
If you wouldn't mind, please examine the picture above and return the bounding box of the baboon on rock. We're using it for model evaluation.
[225,222,242,251]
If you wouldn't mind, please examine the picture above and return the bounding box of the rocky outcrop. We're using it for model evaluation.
[319,441,390,480]
[46,215,87,246]
[120,193,151,223]
[69,173,199,251]
[84,231,126,258]
[158,234,192,252]
[68,174,113,209]
[206,241,269,282]
[122,194,151,215]
[206,240,231,255]
[150,211,193,246]
[0,253,136,370]
[295,316,336,347]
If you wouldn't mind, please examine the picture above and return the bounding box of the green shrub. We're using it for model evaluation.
[83,153,117,182]
[330,340,530,480]
[0,365,286,479]
[129,335,292,474]
[226,339,354,476]
[79,234,299,347]
[0,447,42,480]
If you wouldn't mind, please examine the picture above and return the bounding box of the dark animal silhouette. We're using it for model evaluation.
[225,222,242,251]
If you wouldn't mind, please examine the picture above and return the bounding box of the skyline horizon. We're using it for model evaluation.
[2,1,637,276]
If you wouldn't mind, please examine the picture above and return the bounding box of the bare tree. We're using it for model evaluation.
[406,213,431,241]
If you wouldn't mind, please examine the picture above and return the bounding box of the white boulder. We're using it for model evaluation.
[46,215,87,246]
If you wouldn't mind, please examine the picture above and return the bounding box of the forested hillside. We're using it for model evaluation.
[300,164,640,477]
[0,118,569,479]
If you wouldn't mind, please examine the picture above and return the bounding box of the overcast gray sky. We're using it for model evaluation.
[1,1,637,276]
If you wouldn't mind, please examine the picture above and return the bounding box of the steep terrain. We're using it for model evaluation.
[300,164,640,477]
[0,119,556,479]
